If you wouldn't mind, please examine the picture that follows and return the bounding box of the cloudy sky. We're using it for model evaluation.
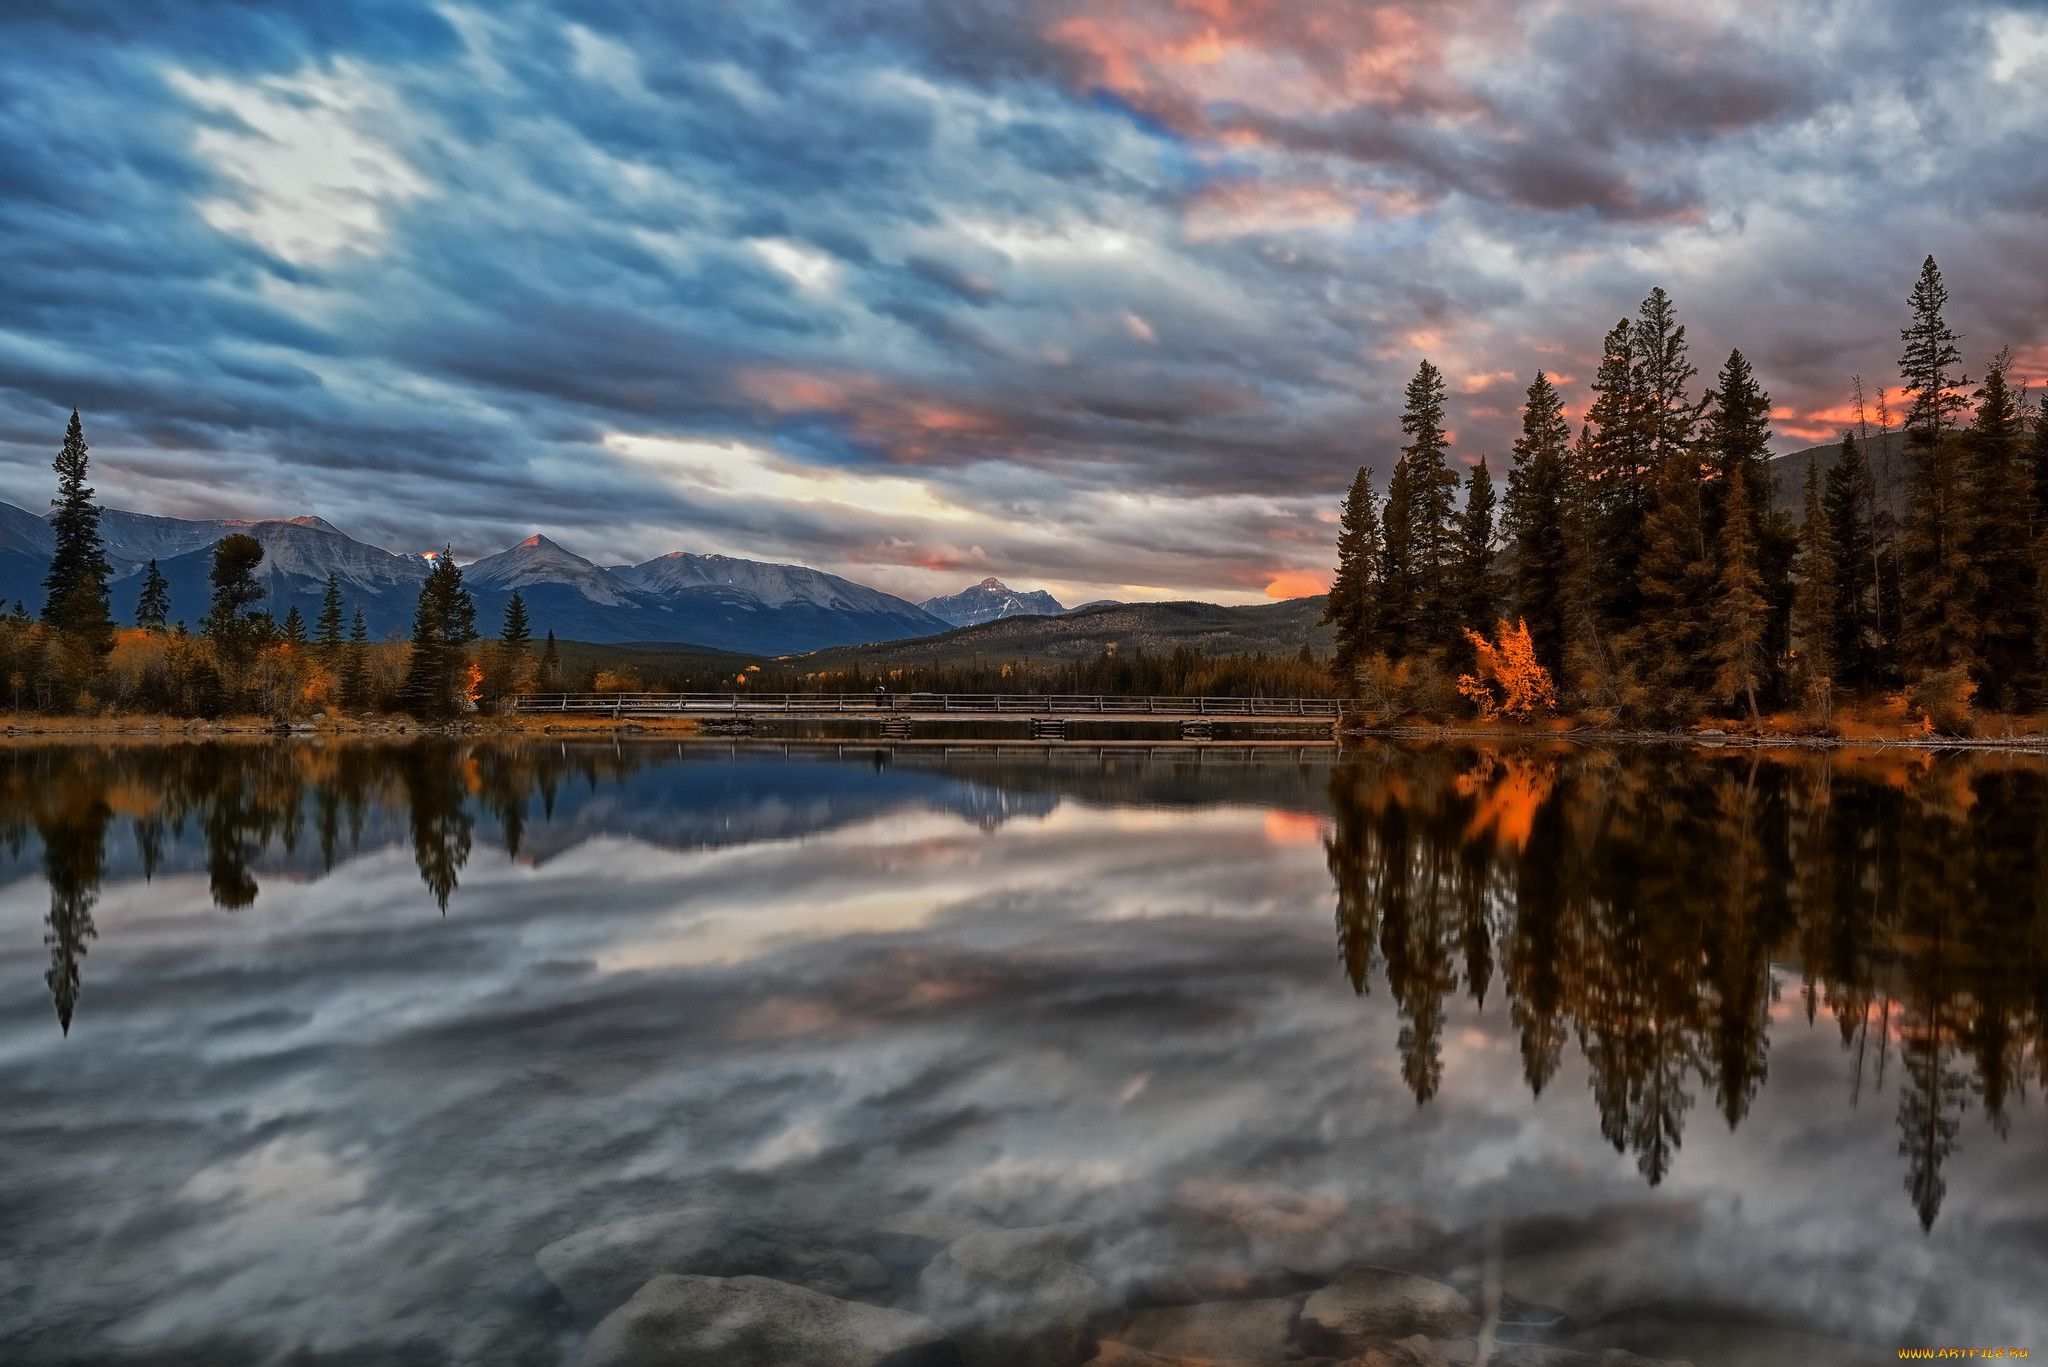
[3,1,2046,606]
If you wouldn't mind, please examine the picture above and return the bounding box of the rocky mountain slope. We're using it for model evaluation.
[920,576,1066,627]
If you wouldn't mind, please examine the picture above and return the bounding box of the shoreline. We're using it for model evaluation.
[6,711,2048,753]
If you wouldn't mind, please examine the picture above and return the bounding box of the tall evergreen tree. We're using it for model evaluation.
[1822,433,1880,685]
[1504,372,1572,672]
[1377,457,1418,657]
[1396,360,1462,651]
[1703,349,1796,690]
[539,629,562,691]
[400,548,478,717]
[41,410,115,652]
[1899,256,1968,450]
[1581,315,1653,635]
[2031,391,2048,534]
[1792,461,1841,699]
[1712,461,1769,724]
[204,534,269,666]
[1702,350,1773,542]
[500,589,531,649]
[1629,446,1715,711]
[315,572,346,654]
[281,604,307,647]
[1962,360,2036,707]
[342,607,371,709]
[1897,265,1977,679]
[1633,287,1699,470]
[1452,458,1496,638]
[135,559,170,632]
[1322,467,1383,687]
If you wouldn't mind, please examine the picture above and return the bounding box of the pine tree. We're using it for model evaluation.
[1897,271,1977,680]
[1712,461,1769,724]
[135,559,170,631]
[1703,350,1773,541]
[282,604,307,647]
[1633,287,1699,470]
[342,607,371,709]
[400,548,478,717]
[1628,446,1714,713]
[1504,373,1572,673]
[1899,256,1968,450]
[1823,433,1880,686]
[41,410,115,652]
[539,629,562,691]
[315,573,346,654]
[1962,359,2036,707]
[1397,360,1462,650]
[204,533,268,667]
[1702,349,1796,693]
[500,589,531,649]
[1321,467,1383,688]
[1792,461,1841,708]
[1581,315,1652,636]
[1452,459,1496,638]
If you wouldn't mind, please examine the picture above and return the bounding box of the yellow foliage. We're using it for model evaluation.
[1456,619,1558,723]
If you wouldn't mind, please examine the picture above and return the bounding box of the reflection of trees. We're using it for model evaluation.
[1327,743,2048,1227]
[0,740,665,1032]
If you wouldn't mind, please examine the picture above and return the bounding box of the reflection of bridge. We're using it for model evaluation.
[510,692,1345,740]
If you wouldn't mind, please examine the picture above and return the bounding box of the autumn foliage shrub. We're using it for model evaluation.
[1457,619,1558,723]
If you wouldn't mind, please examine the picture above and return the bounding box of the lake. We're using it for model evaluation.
[1,738,2042,1366]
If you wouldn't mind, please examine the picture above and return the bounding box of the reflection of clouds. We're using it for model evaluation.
[0,775,2043,1362]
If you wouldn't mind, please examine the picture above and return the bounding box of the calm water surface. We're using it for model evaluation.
[1,739,2043,1365]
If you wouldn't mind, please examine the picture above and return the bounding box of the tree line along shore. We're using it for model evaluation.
[1322,255,2048,740]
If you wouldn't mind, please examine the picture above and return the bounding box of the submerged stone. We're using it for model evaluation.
[1298,1266,1476,1355]
[918,1223,1102,1367]
[538,1208,727,1323]
[574,1273,957,1367]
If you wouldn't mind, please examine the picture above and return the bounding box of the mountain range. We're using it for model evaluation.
[919,576,1067,627]
[0,502,1098,656]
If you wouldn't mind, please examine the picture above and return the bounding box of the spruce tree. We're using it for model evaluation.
[2031,391,2048,534]
[1581,315,1652,635]
[1629,446,1714,712]
[41,410,115,652]
[401,548,478,717]
[1633,287,1698,470]
[1712,461,1769,724]
[1900,256,1968,449]
[1822,433,1880,686]
[1504,372,1572,672]
[539,629,562,691]
[1962,360,2036,707]
[1397,360,1462,650]
[1703,349,1797,691]
[1321,467,1383,688]
[135,559,170,632]
[500,589,531,649]
[1452,458,1496,638]
[314,573,346,654]
[1792,461,1841,702]
[1897,262,1977,679]
[1376,458,1417,657]
[343,607,371,709]
[282,605,307,647]
[204,534,268,667]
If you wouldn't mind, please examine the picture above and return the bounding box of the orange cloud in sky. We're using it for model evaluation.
[1265,571,1326,598]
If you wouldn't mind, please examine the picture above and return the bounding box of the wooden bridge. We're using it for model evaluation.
[509,692,1346,740]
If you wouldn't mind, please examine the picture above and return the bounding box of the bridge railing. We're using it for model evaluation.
[508,692,1346,717]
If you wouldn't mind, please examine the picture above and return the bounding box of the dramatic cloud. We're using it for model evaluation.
[0,0,2042,604]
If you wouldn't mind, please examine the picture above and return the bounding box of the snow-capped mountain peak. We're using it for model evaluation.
[920,576,1066,628]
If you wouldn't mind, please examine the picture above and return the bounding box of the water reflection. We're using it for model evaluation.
[1327,744,2048,1229]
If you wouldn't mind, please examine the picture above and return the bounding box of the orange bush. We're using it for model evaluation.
[1457,619,1558,723]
